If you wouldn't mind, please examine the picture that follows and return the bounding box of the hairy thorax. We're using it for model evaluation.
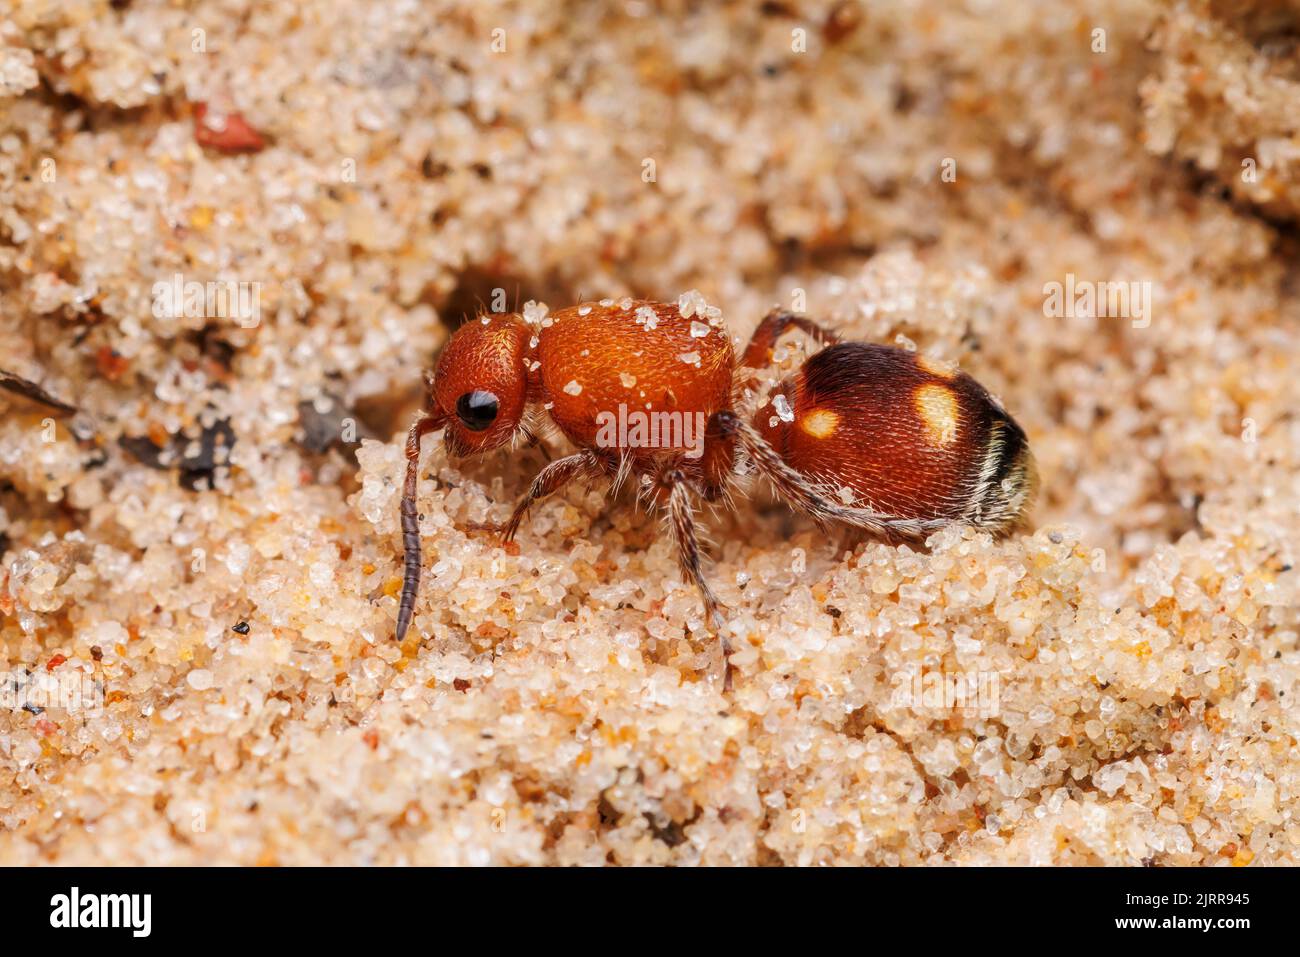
[536,300,735,479]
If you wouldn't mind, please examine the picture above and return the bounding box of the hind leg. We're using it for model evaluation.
[741,307,840,370]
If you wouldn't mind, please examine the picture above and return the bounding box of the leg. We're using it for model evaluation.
[664,469,732,689]
[520,426,552,462]
[741,307,840,370]
[500,450,602,543]
[696,411,737,505]
[713,410,946,539]
[397,411,446,644]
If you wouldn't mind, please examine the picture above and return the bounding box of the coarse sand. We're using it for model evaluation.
[0,0,1297,864]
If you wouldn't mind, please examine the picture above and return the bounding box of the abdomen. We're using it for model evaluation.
[754,343,1034,531]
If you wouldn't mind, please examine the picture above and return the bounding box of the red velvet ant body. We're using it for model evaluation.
[397,300,1035,682]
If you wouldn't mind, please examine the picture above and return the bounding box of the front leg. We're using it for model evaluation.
[500,450,603,544]
[664,469,732,688]
[519,425,552,463]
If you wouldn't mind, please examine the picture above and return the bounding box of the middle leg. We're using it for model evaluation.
[663,468,732,688]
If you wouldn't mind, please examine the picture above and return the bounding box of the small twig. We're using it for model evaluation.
[0,369,77,416]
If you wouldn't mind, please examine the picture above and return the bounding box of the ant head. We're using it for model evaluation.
[430,314,532,456]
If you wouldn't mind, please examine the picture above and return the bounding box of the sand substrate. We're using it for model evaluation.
[1,0,1298,864]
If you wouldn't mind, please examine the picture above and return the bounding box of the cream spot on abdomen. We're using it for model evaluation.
[801,407,840,439]
[915,383,959,446]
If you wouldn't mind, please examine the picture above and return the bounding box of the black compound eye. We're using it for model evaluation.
[455,390,499,431]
